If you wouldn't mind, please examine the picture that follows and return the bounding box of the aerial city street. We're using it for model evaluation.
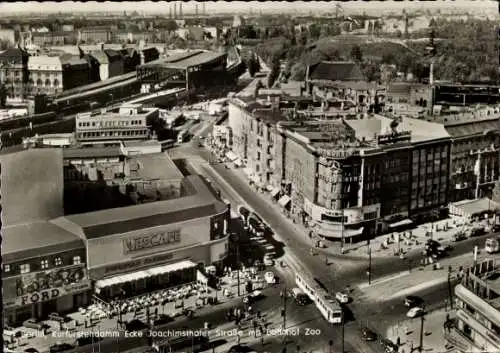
[1,1,500,353]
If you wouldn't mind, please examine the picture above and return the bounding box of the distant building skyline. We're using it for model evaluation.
[1,0,496,16]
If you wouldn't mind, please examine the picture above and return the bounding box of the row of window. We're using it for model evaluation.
[5,256,81,274]
[77,130,147,138]
[78,120,144,128]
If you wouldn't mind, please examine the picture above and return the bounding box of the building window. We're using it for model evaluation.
[54,257,63,266]
[41,259,49,269]
[20,263,30,274]
[4,264,11,272]
[73,256,81,265]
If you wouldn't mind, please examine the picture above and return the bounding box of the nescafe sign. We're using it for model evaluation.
[20,288,60,306]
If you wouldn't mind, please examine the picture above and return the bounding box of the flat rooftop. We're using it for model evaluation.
[346,115,450,144]
[129,153,184,181]
[2,221,85,262]
[56,175,227,239]
[63,147,124,159]
[140,50,226,71]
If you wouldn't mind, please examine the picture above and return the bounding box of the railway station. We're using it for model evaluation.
[136,50,228,91]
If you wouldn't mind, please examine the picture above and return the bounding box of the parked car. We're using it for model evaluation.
[24,348,40,353]
[335,292,350,304]
[470,227,486,237]
[153,314,174,326]
[4,325,23,338]
[49,343,75,353]
[361,327,378,341]
[404,295,424,308]
[407,307,426,318]
[23,319,49,331]
[264,271,276,284]
[263,256,274,266]
[125,319,147,331]
[228,344,254,353]
[47,313,71,323]
[242,290,263,304]
[453,231,467,242]
[75,336,102,347]
[380,338,398,352]
[237,205,251,222]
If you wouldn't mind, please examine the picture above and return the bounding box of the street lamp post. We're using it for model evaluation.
[447,266,454,309]
[368,247,372,285]
[418,314,425,352]
[341,307,345,353]
[281,284,287,329]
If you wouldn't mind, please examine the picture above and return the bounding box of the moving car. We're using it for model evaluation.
[242,290,263,304]
[24,349,40,353]
[335,292,350,304]
[4,326,23,338]
[404,295,424,308]
[153,314,174,326]
[228,345,255,353]
[407,307,425,318]
[361,327,378,341]
[49,343,75,352]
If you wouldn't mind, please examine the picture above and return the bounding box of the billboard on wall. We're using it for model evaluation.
[3,266,91,309]
[87,219,211,269]
[15,266,86,297]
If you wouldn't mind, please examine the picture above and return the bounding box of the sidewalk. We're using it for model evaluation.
[12,271,266,353]
[386,308,453,353]
[356,252,500,302]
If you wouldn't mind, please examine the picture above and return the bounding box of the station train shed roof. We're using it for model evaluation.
[140,50,226,71]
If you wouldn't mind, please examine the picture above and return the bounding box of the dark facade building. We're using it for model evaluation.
[104,49,124,78]
[121,48,141,73]
[60,54,90,90]
[0,47,29,99]
[140,47,160,64]
[81,52,100,83]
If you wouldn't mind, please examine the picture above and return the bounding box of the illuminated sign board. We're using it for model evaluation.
[123,229,181,254]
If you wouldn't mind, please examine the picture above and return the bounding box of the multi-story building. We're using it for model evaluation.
[31,31,78,46]
[75,103,154,146]
[27,55,63,95]
[89,51,110,81]
[436,108,500,202]
[306,61,366,94]
[0,28,16,45]
[0,48,29,99]
[448,258,500,353]
[104,49,124,78]
[1,148,92,326]
[79,28,111,44]
[311,81,386,113]
[229,97,451,238]
[60,54,90,90]
[386,82,432,116]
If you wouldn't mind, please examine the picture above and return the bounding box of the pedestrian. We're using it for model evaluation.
[155,308,158,317]
[248,305,253,315]
[397,337,401,346]
[257,310,261,319]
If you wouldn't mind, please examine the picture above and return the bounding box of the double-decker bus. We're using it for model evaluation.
[295,272,343,324]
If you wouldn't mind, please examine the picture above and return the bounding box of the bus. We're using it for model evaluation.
[152,334,210,353]
[177,130,189,143]
[160,139,175,151]
[295,272,343,324]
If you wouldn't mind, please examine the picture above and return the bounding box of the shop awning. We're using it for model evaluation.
[278,195,291,208]
[147,260,197,276]
[271,187,280,198]
[95,260,197,289]
[345,227,364,237]
[226,151,238,162]
[388,219,413,228]
[95,270,151,289]
[316,224,364,239]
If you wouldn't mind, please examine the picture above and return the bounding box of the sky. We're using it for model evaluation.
[1,0,496,15]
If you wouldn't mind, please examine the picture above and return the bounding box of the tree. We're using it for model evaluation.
[290,62,306,81]
[350,45,363,62]
[493,179,500,204]
[308,24,321,39]
[0,83,6,108]
[268,56,280,88]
